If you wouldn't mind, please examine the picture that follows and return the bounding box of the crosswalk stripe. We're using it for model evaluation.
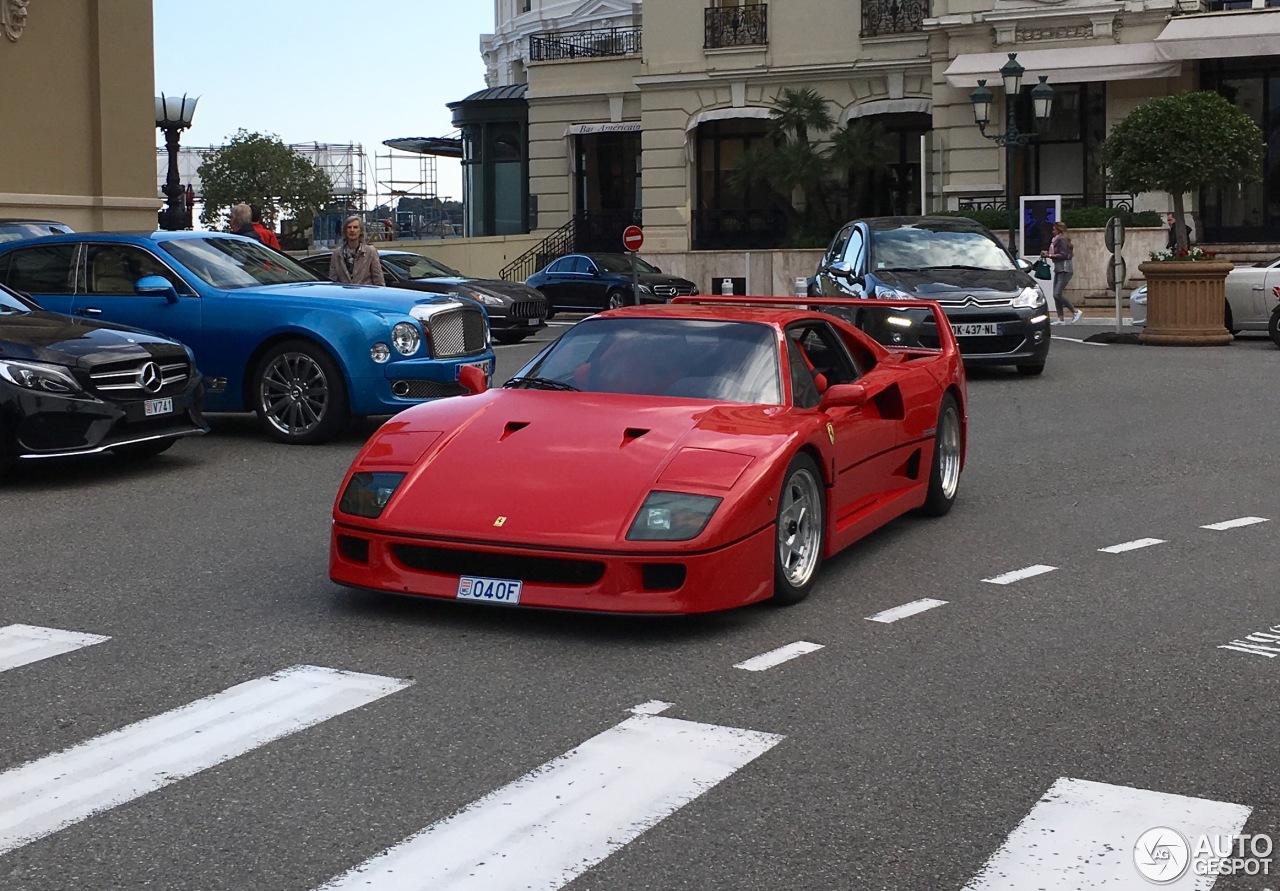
[734,641,824,671]
[0,624,110,673]
[962,777,1251,889]
[0,664,410,855]
[866,598,947,623]
[982,564,1056,585]
[314,713,784,891]
[1098,537,1166,554]
[1202,516,1269,531]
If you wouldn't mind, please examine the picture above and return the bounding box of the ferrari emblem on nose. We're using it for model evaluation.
[827,422,835,445]
[494,516,507,527]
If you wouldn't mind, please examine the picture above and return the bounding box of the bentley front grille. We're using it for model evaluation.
[429,308,488,358]
[88,359,190,397]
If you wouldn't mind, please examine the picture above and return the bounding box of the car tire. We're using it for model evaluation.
[1015,363,1045,376]
[1225,301,1239,335]
[919,393,962,517]
[1270,307,1280,348]
[771,453,825,605]
[252,339,349,445]
[113,439,175,460]
[605,289,629,310]
[493,331,530,345]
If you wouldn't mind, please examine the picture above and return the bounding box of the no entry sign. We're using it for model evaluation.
[622,225,644,252]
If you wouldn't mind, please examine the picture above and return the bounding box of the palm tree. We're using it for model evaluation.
[767,87,835,147]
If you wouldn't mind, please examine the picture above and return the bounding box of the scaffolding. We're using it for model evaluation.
[155,142,367,207]
[369,147,461,240]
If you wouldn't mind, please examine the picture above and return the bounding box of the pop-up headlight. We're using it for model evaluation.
[627,491,723,541]
[338,472,407,519]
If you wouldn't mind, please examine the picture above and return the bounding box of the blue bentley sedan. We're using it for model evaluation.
[0,232,495,444]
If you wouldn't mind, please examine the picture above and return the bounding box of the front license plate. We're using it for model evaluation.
[457,359,493,379]
[457,575,522,605]
[951,323,1000,337]
[144,397,173,416]
[526,317,542,326]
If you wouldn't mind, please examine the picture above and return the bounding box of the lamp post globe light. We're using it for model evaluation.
[155,92,198,231]
[968,54,1054,255]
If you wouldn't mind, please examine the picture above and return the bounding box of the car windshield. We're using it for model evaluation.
[871,226,1015,272]
[510,317,782,403]
[160,237,323,289]
[384,253,463,279]
[593,255,659,274]
[0,283,34,313]
[0,222,73,243]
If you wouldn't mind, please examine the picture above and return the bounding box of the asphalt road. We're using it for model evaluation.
[2,320,1279,890]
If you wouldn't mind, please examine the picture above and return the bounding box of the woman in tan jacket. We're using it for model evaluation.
[328,216,386,286]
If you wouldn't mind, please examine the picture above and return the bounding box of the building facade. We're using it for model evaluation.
[470,0,1280,261]
[0,0,158,231]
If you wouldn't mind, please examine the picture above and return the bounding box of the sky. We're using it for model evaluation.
[153,1,496,207]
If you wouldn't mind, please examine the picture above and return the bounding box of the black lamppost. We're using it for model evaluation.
[155,93,198,231]
[969,54,1054,255]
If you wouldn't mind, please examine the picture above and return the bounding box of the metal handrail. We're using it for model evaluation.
[529,26,642,61]
[499,218,576,282]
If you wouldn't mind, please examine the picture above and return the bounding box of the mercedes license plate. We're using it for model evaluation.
[457,575,522,605]
[457,359,493,379]
[951,323,1000,337]
[144,397,173,416]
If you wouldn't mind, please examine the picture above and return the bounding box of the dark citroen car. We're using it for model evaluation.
[525,253,699,313]
[0,282,206,475]
[300,250,547,344]
[814,216,1050,375]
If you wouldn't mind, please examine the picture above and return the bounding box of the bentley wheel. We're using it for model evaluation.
[113,439,175,460]
[772,453,825,605]
[606,289,629,310]
[253,340,349,445]
[920,393,961,517]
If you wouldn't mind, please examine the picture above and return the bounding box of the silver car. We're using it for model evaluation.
[1130,255,1280,344]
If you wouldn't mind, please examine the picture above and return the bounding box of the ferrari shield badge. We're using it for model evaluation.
[494,516,507,527]
[826,422,835,445]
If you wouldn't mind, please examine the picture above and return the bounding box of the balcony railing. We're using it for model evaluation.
[704,4,768,49]
[955,193,1137,213]
[529,26,642,61]
[861,0,928,37]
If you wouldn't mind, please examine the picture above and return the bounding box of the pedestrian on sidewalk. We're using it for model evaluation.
[229,203,261,242]
[1044,221,1081,324]
[250,204,281,250]
[328,216,385,286]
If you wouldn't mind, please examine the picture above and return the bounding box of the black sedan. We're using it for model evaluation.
[300,250,547,345]
[814,216,1050,375]
[0,283,207,475]
[525,253,699,313]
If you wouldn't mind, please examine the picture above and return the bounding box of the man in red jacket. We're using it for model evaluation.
[250,204,282,250]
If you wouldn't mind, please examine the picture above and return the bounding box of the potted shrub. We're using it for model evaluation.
[1100,92,1264,345]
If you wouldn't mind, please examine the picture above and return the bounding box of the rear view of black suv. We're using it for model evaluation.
[814,216,1050,375]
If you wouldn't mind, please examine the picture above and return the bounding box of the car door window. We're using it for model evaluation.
[86,244,191,295]
[4,244,76,295]
[843,228,866,274]
[564,256,588,275]
[826,226,852,266]
[546,258,569,274]
[788,322,862,386]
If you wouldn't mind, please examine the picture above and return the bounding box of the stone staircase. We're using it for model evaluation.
[1199,243,1280,266]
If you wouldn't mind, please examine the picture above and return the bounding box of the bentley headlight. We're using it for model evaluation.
[627,491,723,541]
[339,472,407,519]
[0,359,84,394]
[1012,287,1046,308]
[392,322,421,356]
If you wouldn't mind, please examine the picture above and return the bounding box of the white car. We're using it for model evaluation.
[1130,255,1280,344]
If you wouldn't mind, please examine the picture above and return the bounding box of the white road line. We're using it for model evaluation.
[963,777,1251,890]
[982,564,1057,585]
[0,665,409,855]
[733,641,825,672]
[1201,516,1269,531]
[314,713,783,891]
[866,598,947,624]
[1098,537,1167,554]
[629,700,673,716]
[1050,335,1109,345]
[0,624,110,673]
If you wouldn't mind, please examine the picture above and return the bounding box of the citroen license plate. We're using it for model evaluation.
[144,397,173,416]
[951,323,1000,337]
[457,575,522,605]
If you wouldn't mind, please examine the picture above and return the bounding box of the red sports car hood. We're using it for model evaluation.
[362,391,798,548]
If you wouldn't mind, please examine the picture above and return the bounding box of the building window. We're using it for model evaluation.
[694,119,787,249]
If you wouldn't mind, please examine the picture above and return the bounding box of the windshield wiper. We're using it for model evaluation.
[502,376,581,391]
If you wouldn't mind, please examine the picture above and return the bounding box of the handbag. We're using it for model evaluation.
[1032,258,1053,281]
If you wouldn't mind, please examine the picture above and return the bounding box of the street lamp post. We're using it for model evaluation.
[969,54,1054,256]
[155,93,198,231]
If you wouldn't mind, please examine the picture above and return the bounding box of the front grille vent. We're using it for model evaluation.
[652,284,697,298]
[88,359,190,396]
[429,308,488,358]
[391,544,605,586]
[510,299,546,319]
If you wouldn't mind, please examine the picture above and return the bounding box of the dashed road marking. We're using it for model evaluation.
[1098,538,1166,554]
[733,641,824,672]
[1202,516,1269,531]
[629,700,673,716]
[0,625,110,673]
[866,598,947,624]
[982,564,1057,585]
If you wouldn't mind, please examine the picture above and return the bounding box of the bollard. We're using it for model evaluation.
[720,278,734,295]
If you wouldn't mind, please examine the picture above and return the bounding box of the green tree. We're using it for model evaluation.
[197,131,334,231]
[1100,91,1264,251]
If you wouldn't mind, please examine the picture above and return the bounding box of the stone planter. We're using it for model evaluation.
[1137,260,1235,346]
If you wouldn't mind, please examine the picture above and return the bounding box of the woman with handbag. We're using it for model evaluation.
[1042,221,1081,324]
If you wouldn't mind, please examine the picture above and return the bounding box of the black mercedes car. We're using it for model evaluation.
[525,253,699,313]
[0,282,207,475]
[300,250,547,345]
[814,216,1051,375]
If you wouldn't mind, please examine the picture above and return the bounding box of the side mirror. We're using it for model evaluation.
[829,260,856,281]
[1015,258,1032,270]
[819,382,869,410]
[135,275,179,304]
[458,364,489,395]
[652,266,662,274]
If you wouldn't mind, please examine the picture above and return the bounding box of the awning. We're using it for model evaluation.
[1154,11,1280,60]
[565,121,641,136]
[944,44,1180,88]
[382,137,463,159]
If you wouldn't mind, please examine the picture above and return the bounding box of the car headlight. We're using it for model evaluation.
[1012,287,1046,308]
[0,359,84,395]
[460,287,503,307]
[392,322,421,356]
[371,343,391,363]
[338,471,407,519]
[633,283,654,294]
[626,491,723,541]
[878,287,915,300]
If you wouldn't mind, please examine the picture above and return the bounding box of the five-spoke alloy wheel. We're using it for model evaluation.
[772,453,825,605]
